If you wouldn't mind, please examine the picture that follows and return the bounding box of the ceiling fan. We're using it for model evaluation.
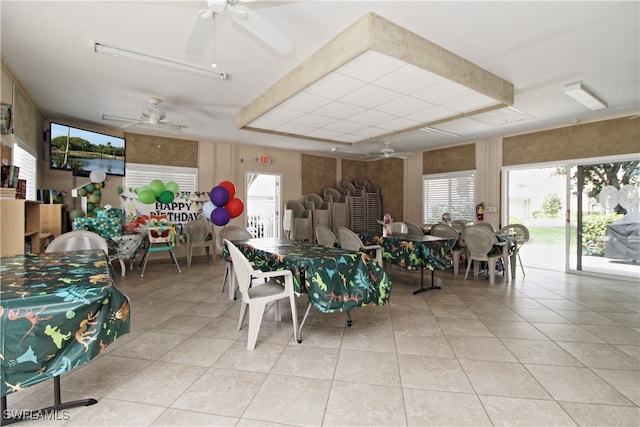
[102,97,186,131]
[360,142,415,160]
[186,0,294,56]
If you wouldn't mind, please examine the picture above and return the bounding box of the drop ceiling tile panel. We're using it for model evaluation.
[377,117,422,131]
[313,101,366,119]
[279,92,332,113]
[413,80,475,106]
[470,106,533,126]
[324,120,369,133]
[290,113,338,128]
[406,105,457,122]
[337,50,406,82]
[303,72,367,100]
[376,95,434,116]
[339,84,402,109]
[348,109,397,126]
[375,64,446,94]
[248,107,306,128]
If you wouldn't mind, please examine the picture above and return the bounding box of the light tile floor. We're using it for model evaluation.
[5,257,639,426]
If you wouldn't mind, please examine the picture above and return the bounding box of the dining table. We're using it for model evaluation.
[360,232,454,294]
[0,250,131,424]
[223,238,392,335]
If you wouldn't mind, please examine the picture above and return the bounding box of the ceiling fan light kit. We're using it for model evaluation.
[102,97,186,132]
[94,41,227,80]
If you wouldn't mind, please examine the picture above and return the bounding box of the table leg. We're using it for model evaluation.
[510,244,518,280]
[501,244,510,282]
[1,376,97,425]
[413,267,441,295]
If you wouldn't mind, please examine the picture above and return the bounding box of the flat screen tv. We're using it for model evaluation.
[49,122,126,176]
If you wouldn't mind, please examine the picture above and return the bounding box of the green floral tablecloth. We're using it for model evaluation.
[0,251,131,396]
[360,232,454,271]
[224,238,392,314]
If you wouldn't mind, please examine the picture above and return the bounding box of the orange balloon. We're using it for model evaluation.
[218,181,236,200]
[225,197,244,218]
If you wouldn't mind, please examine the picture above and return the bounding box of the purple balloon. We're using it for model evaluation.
[211,207,230,226]
[210,186,230,207]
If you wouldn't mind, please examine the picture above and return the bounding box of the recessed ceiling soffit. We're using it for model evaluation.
[237,12,514,146]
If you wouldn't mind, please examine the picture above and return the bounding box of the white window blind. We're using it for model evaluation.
[12,137,37,201]
[125,163,197,193]
[423,170,475,223]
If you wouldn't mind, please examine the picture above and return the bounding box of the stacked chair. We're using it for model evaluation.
[285,200,313,242]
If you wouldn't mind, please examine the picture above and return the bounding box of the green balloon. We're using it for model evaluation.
[85,183,95,193]
[165,181,179,194]
[87,202,95,212]
[89,194,101,204]
[158,190,175,204]
[135,186,149,194]
[149,180,165,196]
[69,209,85,219]
[77,187,87,197]
[138,189,156,204]
[92,189,101,197]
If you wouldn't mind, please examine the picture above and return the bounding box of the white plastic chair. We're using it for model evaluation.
[498,223,530,276]
[336,226,383,266]
[405,222,424,236]
[468,221,496,233]
[315,224,339,248]
[46,230,115,275]
[220,226,254,299]
[430,223,466,275]
[184,219,215,267]
[450,220,468,234]
[391,222,409,234]
[224,239,299,350]
[462,225,505,285]
[45,230,109,254]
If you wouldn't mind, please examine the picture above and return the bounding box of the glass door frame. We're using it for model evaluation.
[502,153,639,279]
[245,171,282,238]
[565,153,640,280]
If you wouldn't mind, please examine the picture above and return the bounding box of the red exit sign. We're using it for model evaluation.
[257,155,271,165]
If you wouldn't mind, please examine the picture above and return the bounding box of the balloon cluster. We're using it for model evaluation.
[202,180,244,226]
[137,180,180,205]
[76,182,103,215]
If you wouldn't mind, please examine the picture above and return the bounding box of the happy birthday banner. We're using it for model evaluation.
[119,188,210,231]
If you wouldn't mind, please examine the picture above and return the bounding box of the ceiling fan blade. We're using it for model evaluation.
[228,5,294,55]
[185,9,213,55]
[121,120,146,128]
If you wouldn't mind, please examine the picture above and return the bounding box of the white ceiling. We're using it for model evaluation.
[1,1,638,160]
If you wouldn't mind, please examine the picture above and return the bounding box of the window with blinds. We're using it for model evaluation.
[12,138,37,201]
[124,163,197,193]
[423,171,475,223]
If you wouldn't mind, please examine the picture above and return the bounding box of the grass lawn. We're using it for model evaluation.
[528,226,577,245]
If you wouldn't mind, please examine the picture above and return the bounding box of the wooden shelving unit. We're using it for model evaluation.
[0,200,63,256]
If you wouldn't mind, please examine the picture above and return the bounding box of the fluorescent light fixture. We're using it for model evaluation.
[94,41,227,80]
[564,82,607,110]
[420,126,459,137]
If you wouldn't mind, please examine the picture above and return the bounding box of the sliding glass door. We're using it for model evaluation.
[504,155,639,280]
[567,156,639,279]
[504,165,567,272]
